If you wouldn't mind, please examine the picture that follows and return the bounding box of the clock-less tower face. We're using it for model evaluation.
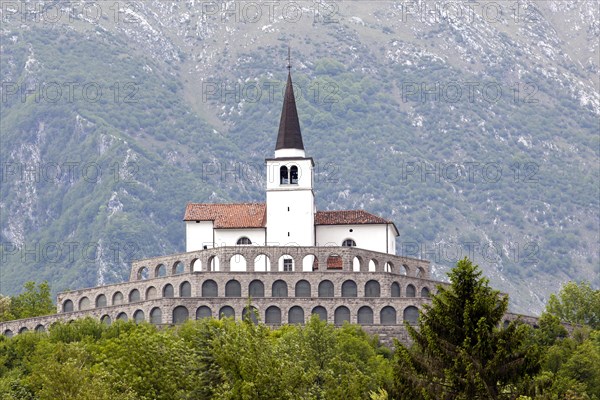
[265,71,315,246]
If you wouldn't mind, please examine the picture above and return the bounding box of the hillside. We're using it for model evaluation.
[0,0,598,314]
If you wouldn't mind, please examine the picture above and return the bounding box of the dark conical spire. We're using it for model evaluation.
[275,52,304,151]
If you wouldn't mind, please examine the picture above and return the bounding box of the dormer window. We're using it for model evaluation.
[280,166,289,184]
[290,166,298,184]
[342,239,356,247]
[237,237,252,245]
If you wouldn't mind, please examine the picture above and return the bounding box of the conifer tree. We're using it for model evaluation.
[393,258,540,400]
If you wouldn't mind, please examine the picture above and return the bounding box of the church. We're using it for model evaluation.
[184,70,398,257]
[0,64,537,343]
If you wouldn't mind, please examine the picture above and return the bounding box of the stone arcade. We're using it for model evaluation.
[0,67,534,344]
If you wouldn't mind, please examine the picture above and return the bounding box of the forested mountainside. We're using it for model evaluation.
[1,0,598,313]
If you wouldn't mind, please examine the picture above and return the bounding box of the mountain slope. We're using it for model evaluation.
[1,0,598,314]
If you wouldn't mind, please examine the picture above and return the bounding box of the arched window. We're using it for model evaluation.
[173,306,189,324]
[280,166,289,184]
[364,280,381,297]
[180,281,192,297]
[318,280,334,297]
[236,237,252,245]
[225,280,241,297]
[150,307,162,324]
[146,286,157,300]
[79,297,90,310]
[219,306,235,319]
[357,306,374,324]
[249,280,265,297]
[381,306,397,325]
[421,287,430,297]
[112,292,123,305]
[272,280,288,297]
[117,312,128,322]
[128,289,140,303]
[163,284,174,298]
[312,306,327,321]
[196,306,212,320]
[290,165,299,184]
[156,264,167,277]
[288,306,305,324]
[95,294,107,308]
[133,310,145,324]
[202,280,218,297]
[341,280,357,297]
[334,306,350,325]
[391,282,401,297]
[265,306,282,324]
[295,280,311,297]
[242,306,259,324]
[342,239,356,247]
[403,306,419,325]
[62,299,73,313]
[173,261,185,275]
[38,326,48,333]
[406,284,416,298]
[101,315,111,325]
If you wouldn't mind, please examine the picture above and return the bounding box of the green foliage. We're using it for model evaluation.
[546,282,600,329]
[0,282,55,322]
[392,258,540,399]
[523,282,600,399]
[0,317,392,400]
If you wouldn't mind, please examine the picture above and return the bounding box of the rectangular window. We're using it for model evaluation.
[283,259,293,272]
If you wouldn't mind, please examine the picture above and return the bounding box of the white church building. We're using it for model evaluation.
[184,70,399,268]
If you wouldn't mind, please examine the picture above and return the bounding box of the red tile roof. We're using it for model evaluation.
[183,203,266,228]
[315,210,392,225]
[183,204,397,234]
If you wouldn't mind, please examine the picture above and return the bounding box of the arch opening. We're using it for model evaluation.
[341,280,357,297]
[365,280,381,297]
[288,306,305,324]
[358,306,374,324]
[318,280,334,298]
[334,306,350,325]
[249,280,265,297]
[225,280,241,297]
[380,306,397,325]
[173,306,189,324]
[295,280,311,297]
[202,280,218,297]
[265,306,282,324]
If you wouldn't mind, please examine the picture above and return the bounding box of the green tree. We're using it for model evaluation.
[392,258,540,400]
[0,295,13,322]
[546,281,600,329]
[9,281,55,320]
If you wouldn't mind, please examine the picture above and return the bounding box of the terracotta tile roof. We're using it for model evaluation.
[315,210,392,225]
[183,203,266,228]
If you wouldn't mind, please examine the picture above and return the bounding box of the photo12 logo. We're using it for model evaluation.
[1,1,145,25]
[1,82,139,104]
[401,81,539,104]
[399,161,539,184]
[1,161,139,184]
[396,1,539,24]
[198,1,340,24]
[400,241,540,265]
[0,241,140,265]
[201,80,339,105]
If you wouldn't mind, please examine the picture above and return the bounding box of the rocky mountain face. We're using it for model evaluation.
[1,0,598,314]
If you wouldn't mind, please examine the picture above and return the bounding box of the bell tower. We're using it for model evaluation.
[265,52,315,246]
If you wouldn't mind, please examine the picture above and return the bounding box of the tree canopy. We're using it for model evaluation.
[546,281,600,329]
[392,258,540,399]
[0,281,55,322]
